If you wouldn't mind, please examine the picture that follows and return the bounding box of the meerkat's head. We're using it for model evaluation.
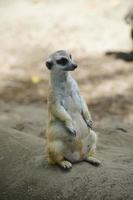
[46,50,77,71]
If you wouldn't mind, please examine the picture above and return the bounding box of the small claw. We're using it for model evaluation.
[87,124,92,128]
[60,161,72,169]
[72,129,76,137]
[87,120,93,129]
[66,127,76,137]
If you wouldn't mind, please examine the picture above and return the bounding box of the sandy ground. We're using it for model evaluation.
[0,54,133,200]
[0,0,133,200]
[0,102,133,200]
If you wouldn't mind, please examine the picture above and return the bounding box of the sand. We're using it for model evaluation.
[0,102,133,200]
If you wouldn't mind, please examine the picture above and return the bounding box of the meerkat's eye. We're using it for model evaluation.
[56,58,68,65]
[69,54,72,59]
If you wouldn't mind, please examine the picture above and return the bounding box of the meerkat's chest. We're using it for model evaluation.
[61,85,81,113]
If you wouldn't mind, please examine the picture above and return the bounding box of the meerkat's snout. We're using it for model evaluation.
[65,62,77,71]
[71,63,77,70]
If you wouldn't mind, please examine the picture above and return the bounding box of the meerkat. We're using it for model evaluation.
[45,50,101,169]
[125,7,133,51]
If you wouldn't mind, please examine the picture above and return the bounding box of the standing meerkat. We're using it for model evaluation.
[45,50,101,169]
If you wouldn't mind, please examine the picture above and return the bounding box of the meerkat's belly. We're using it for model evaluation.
[60,95,91,162]
[62,95,89,138]
[64,135,91,162]
[48,93,91,162]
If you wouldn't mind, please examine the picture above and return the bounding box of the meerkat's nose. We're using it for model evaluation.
[72,63,77,69]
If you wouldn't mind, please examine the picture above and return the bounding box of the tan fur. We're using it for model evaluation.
[45,50,101,169]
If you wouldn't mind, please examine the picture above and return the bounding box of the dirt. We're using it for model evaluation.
[0,0,133,200]
[0,53,133,200]
[0,101,133,200]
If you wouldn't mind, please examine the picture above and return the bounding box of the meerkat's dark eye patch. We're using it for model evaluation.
[69,54,72,59]
[56,57,68,65]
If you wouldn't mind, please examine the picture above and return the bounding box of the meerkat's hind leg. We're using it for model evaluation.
[59,160,72,169]
[47,140,72,169]
[85,156,101,166]
[84,147,101,166]
[84,129,101,166]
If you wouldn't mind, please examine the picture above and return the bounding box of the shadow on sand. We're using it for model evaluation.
[105,51,133,62]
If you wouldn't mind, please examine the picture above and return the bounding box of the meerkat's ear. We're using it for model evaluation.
[46,58,53,70]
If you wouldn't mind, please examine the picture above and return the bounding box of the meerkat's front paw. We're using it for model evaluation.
[66,126,76,137]
[59,160,72,169]
[86,120,93,129]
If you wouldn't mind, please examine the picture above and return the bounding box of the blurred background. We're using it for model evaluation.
[0,0,133,121]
